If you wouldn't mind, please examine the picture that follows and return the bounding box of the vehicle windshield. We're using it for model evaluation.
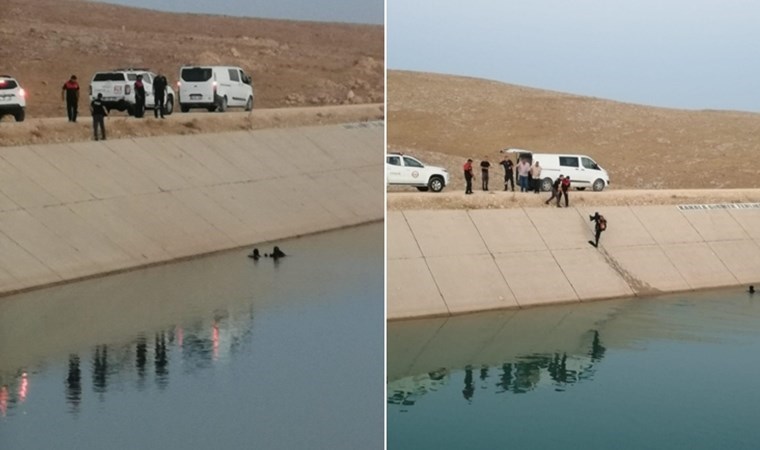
[0,79,18,89]
[181,68,213,82]
[582,157,600,170]
[403,157,424,168]
[93,73,126,82]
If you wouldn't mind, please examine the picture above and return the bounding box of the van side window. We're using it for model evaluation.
[228,69,240,82]
[387,156,401,166]
[582,157,599,170]
[559,156,579,168]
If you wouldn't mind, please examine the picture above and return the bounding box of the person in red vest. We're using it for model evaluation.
[559,175,571,207]
[134,74,146,118]
[61,75,80,122]
[463,158,475,195]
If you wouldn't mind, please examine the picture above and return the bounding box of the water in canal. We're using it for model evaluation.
[388,289,760,449]
[0,223,383,450]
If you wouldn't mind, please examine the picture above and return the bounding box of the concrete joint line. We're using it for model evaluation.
[467,209,519,308]
[630,206,691,290]
[402,211,451,315]
[530,206,581,302]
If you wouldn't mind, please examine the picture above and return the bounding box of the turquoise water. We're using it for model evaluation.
[0,223,383,450]
[388,290,760,449]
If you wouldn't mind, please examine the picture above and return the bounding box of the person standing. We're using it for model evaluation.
[62,75,80,122]
[152,73,167,118]
[530,161,542,193]
[499,155,514,191]
[545,175,564,206]
[517,158,531,192]
[463,158,475,195]
[90,93,108,141]
[480,156,491,191]
[133,74,146,118]
[560,175,571,207]
[588,212,607,248]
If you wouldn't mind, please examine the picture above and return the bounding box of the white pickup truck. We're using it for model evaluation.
[386,153,449,192]
[89,69,174,116]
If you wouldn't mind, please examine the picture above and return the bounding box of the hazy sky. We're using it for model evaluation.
[389,0,760,112]
[93,0,384,24]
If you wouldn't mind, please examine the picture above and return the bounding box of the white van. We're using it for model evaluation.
[178,66,254,112]
[505,148,610,191]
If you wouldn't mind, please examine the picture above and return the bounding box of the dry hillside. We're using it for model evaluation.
[388,70,760,190]
[0,0,384,119]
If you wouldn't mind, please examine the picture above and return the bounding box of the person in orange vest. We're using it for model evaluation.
[61,75,80,122]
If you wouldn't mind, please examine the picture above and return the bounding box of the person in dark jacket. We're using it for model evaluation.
[480,156,491,191]
[133,74,146,118]
[499,155,514,191]
[90,93,108,141]
[588,212,607,248]
[545,175,564,207]
[152,73,167,118]
[62,75,80,122]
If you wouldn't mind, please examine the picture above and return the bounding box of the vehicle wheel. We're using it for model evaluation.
[180,104,189,113]
[218,96,228,112]
[416,186,430,192]
[165,95,174,115]
[592,178,606,191]
[14,109,25,122]
[126,104,135,116]
[429,176,445,192]
[540,177,552,192]
[245,96,253,111]
[207,106,216,112]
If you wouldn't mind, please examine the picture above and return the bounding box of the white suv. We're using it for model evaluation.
[386,153,449,192]
[89,69,175,116]
[0,75,26,122]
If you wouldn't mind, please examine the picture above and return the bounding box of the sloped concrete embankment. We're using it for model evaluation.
[0,122,383,295]
[388,204,760,319]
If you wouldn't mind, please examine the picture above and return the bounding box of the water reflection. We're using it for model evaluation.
[0,311,253,418]
[388,329,606,408]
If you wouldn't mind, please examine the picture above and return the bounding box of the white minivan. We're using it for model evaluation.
[178,66,254,112]
[505,148,610,191]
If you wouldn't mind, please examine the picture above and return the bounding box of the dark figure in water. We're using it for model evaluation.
[750,285,756,294]
[247,248,261,260]
[270,246,286,258]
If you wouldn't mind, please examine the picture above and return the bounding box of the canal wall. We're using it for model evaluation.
[388,204,760,319]
[0,122,383,295]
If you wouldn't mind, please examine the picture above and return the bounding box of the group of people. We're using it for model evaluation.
[463,155,606,247]
[463,155,570,204]
[60,73,169,141]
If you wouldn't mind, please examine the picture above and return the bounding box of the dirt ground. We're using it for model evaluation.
[388,188,760,211]
[0,104,384,146]
[0,0,383,119]
[388,71,760,191]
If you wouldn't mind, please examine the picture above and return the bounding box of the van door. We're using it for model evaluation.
[559,156,585,188]
[226,68,242,106]
[580,156,603,188]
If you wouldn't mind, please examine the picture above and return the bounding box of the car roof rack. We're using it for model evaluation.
[113,68,151,72]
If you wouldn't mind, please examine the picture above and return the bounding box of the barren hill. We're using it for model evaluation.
[388,70,760,189]
[0,0,383,118]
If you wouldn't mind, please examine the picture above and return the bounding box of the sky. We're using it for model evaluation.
[389,0,760,112]
[92,0,384,25]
